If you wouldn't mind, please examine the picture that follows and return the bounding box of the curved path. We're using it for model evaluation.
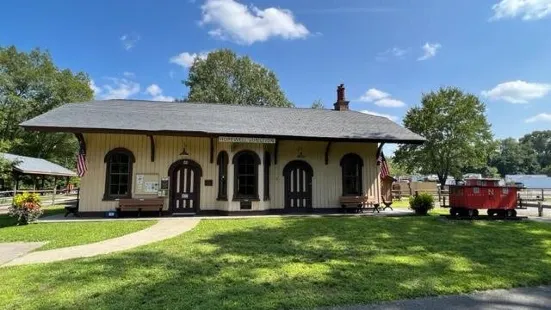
[2,218,200,267]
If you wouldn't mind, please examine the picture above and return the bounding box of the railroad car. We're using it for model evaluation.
[448,178,518,217]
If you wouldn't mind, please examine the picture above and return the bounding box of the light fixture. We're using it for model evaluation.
[297,147,305,158]
[179,144,190,156]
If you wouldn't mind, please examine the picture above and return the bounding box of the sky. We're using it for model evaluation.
[1,0,551,148]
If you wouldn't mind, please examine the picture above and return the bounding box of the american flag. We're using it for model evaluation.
[76,140,87,177]
[378,151,390,179]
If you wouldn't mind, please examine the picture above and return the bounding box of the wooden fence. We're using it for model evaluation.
[0,188,79,207]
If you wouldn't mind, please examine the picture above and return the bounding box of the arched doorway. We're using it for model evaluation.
[168,159,202,213]
[283,160,313,210]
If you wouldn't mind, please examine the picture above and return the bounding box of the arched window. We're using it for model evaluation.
[233,150,261,200]
[103,148,135,200]
[340,153,363,196]
[217,151,229,200]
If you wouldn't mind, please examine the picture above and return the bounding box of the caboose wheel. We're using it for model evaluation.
[506,209,517,218]
[467,209,478,217]
[487,209,496,216]
[450,208,459,217]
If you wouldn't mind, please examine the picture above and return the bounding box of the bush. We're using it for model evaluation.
[409,193,434,216]
[8,192,43,225]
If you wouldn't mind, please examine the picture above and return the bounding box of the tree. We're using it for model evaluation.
[394,87,495,187]
[387,156,409,177]
[519,130,551,169]
[490,138,540,176]
[0,46,93,166]
[311,99,324,109]
[184,49,292,107]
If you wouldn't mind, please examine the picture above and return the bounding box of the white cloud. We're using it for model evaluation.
[169,51,209,68]
[417,42,441,61]
[145,84,175,102]
[374,98,406,108]
[89,80,101,97]
[358,88,406,108]
[359,88,390,102]
[526,113,551,123]
[120,33,141,51]
[360,110,398,122]
[200,0,310,45]
[481,80,551,103]
[146,84,163,97]
[376,47,409,61]
[123,71,135,78]
[101,78,140,99]
[490,0,551,21]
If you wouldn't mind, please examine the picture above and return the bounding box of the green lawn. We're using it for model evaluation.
[0,207,156,250]
[1,216,551,309]
[390,199,449,215]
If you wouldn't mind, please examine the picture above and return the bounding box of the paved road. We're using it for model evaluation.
[327,286,551,310]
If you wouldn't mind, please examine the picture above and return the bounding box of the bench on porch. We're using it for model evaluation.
[339,195,379,213]
[117,198,164,217]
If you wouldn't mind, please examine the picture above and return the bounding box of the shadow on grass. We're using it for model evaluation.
[2,216,551,310]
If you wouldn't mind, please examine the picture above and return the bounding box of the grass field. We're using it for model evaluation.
[0,206,156,250]
[1,216,550,309]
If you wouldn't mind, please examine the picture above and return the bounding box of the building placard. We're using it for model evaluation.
[135,173,160,195]
[218,136,276,144]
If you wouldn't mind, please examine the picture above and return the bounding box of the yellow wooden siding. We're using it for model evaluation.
[270,141,378,209]
[80,133,379,212]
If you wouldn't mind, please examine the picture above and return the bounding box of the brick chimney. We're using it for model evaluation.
[333,84,350,111]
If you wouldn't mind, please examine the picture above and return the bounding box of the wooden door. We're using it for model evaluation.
[169,160,202,213]
[283,160,313,210]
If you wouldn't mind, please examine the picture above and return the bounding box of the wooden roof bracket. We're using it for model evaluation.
[209,137,214,164]
[325,141,332,165]
[75,133,86,154]
[274,139,279,165]
[148,135,155,162]
[376,142,385,165]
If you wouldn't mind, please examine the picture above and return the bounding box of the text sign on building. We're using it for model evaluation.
[218,136,276,144]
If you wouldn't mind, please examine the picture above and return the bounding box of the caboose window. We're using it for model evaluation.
[502,188,509,194]
[473,187,480,194]
[481,181,487,186]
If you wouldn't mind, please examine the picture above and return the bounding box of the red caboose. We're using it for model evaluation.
[448,178,518,217]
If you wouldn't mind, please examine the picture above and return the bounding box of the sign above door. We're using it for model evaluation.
[218,136,276,144]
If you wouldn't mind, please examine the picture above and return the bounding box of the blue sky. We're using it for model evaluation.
[2,0,551,145]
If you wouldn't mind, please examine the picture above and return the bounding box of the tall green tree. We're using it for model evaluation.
[519,130,551,169]
[394,87,495,187]
[0,46,93,165]
[184,49,292,107]
[490,138,540,176]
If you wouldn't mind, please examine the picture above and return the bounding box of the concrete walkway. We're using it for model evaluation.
[0,242,46,265]
[327,286,551,310]
[1,218,199,267]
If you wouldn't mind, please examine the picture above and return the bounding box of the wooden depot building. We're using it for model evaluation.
[20,85,424,216]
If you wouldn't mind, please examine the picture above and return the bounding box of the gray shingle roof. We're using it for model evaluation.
[20,100,425,143]
[1,153,76,177]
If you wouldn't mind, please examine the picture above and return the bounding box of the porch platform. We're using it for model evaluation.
[39,209,414,223]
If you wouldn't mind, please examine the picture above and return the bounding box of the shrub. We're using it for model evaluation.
[409,193,434,216]
[8,192,43,225]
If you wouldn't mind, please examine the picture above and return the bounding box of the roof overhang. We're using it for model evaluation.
[20,125,426,145]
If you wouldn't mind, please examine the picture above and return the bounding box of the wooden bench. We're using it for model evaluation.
[117,198,164,217]
[339,195,378,213]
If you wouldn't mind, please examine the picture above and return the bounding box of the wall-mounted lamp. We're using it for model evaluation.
[179,144,190,156]
[297,147,305,159]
